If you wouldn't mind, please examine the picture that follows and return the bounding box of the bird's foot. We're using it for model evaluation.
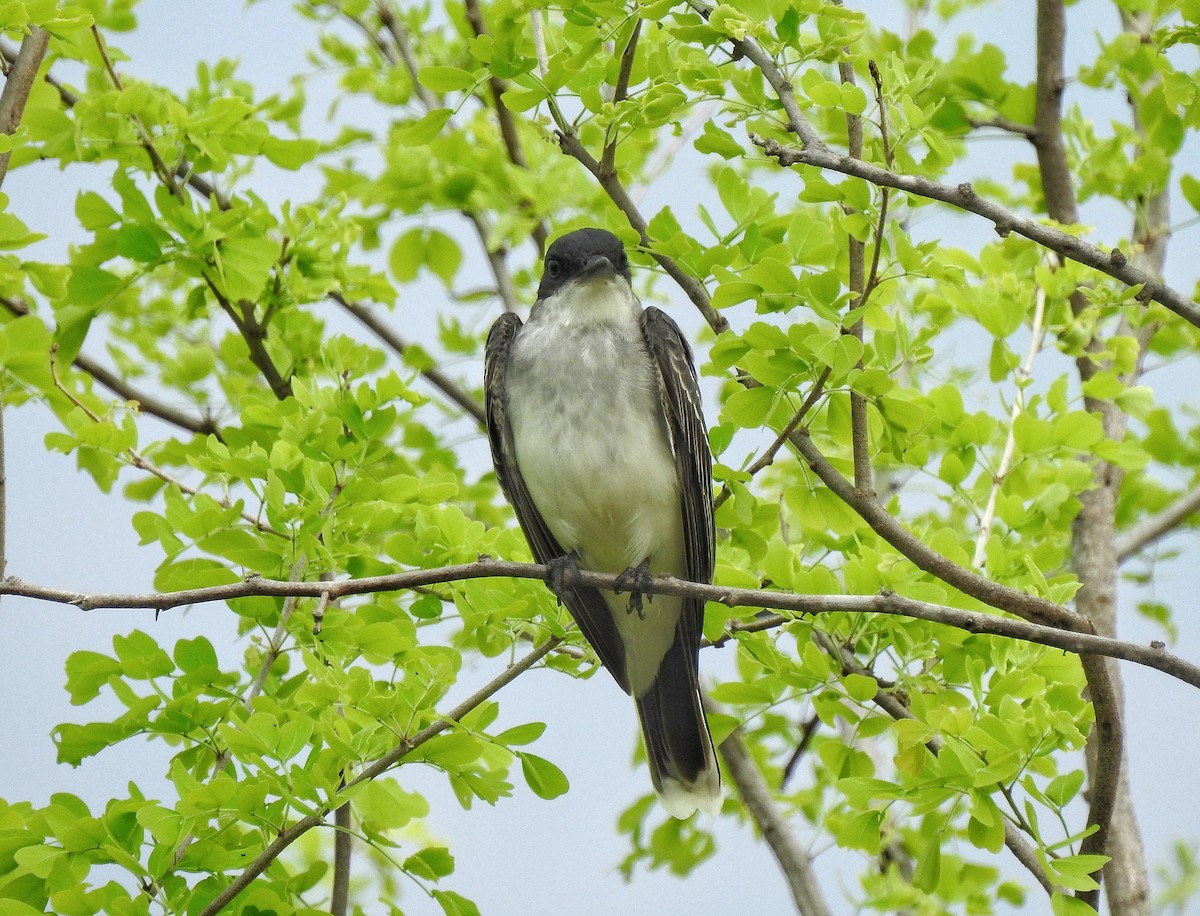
[615,559,655,619]
[546,552,582,605]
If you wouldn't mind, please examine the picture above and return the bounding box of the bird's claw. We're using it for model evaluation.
[547,552,582,605]
[615,560,655,619]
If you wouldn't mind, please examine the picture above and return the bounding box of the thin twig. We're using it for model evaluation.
[967,115,1037,139]
[973,282,1048,568]
[714,367,831,510]
[1116,484,1200,563]
[750,135,1200,327]
[823,637,1057,894]
[600,18,642,177]
[555,131,727,334]
[90,26,183,200]
[461,0,549,252]
[203,277,293,400]
[1,295,221,438]
[47,344,280,536]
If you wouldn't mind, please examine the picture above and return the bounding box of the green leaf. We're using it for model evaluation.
[67,266,122,306]
[1051,891,1099,915]
[694,120,744,159]
[394,109,453,146]
[1181,173,1200,213]
[433,890,482,916]
[419,66,478,92]
[261,136,320,169]
[404,846,455,881]
[113,224,163,262]
[518,752,569,799]
[842,673,878,703]
[75,191,121,230]
[494,722,546,746]
[64,650,122,704]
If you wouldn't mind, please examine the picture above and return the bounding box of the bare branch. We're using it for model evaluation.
[4,559,1199,689]
[196,636,561,916]
[749,135,1200,328]
[967,115,1037,139]
[1117,484,1200,564]
[0,26,49,187]
[711,696,832,916]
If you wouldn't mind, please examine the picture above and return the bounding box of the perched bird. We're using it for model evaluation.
[484,227,721,818]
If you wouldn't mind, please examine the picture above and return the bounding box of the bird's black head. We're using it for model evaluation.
[536,228,632,301]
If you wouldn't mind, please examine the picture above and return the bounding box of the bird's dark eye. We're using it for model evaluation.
[546,258,562,279]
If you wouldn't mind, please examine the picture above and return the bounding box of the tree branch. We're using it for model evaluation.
[4,560,1199,688]
[713,368,830,511]
[749,134,1200,328]
[0,296,220,438]
[1031,3,1128,905]
[461,0,549,253]
[369,3,521,312]
[0,25,49,187]
[836,53,871,492]
[1116,483,1200,564]
[203,277,293,400]
[967,115,1037,140]
[973,282,1048,568]
[330,292,486,426]
[90,26,183,201]
[711,696,833,916]
[331,802,351,916]
[196,636,560,916]
[600,18,642,178]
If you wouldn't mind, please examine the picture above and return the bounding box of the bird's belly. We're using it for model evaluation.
[514,396,682,573]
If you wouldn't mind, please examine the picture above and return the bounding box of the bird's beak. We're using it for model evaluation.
[577,255,618,283]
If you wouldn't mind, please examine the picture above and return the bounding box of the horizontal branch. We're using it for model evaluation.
[751,134,1200,328]
[3,558,1197,688]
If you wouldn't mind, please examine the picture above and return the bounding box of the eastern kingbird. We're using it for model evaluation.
[484,227,721,818]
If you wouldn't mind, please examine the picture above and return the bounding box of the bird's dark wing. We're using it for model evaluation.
[638,307,715,590]
[484,312,630,691]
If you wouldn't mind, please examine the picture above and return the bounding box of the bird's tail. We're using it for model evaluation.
[634,635,722,819]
